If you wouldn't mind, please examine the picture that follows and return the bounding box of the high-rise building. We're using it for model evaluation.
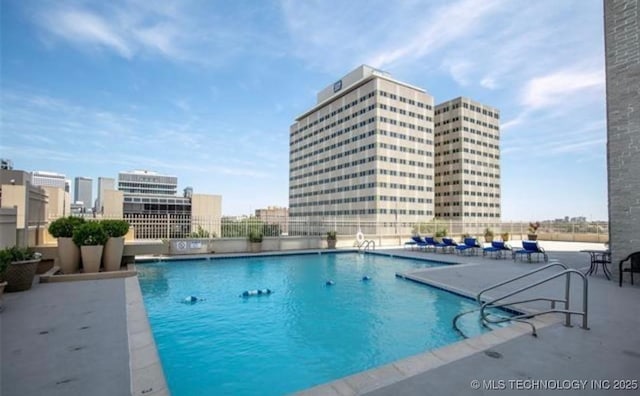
[74,177,93,210]
[289,65,436,230]
[255,206,289,234]
[604,0,639,276]
[32,171,66,190]
[95,177,115,213]
[433,97,501,220]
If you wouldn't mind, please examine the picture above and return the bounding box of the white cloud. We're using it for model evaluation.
[38,9,132,58]
[522,68,604,110]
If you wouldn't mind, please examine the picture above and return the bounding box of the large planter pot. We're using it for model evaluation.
[58,237,81,274]
[501,233,510,242]
[327,239,337,249]
[3,259,40,292]
[81,245,104,273]
[249,242,262,253]
[103,237,125,272]
[0,281,7,310]
[527,234,538,241]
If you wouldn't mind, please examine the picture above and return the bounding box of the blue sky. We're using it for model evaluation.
[1,0,607,220]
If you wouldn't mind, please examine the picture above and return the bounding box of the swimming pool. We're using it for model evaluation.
[137,252,506,395]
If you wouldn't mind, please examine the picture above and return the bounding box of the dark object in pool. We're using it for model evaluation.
[241,289,273,297]
[362,276,371,281]
[325,280,335,286]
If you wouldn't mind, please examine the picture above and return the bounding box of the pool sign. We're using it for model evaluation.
[333,80,342,93]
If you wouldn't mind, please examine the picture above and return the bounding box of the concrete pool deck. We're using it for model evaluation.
[1,241,638,395]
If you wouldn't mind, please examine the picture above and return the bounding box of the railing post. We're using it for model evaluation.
[582,276,589,329]
[565,273,572,327]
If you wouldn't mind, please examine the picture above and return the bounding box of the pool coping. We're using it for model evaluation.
[125,267,170,396]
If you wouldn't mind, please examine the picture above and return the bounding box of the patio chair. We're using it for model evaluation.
[439,237,458,254]
[419,236,437,252]
[483,240,511,259]
[455,237,481,255]
[513,240,548,262]
[404,235,423,250]
[619,251,640,287]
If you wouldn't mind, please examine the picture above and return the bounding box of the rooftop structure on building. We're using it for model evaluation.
[1,158,13,170]
[118,170,178,196]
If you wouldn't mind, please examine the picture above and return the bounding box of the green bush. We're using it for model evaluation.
[48,216,85,238]
[248,230,263,243]
[0,247,41,274]
[435,228,447,238]
[326,231,337,240]
[484,228,494,237]
[72,222,108,246]
[101,220,130,238]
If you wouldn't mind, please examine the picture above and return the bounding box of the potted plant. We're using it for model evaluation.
[101,220,130,272]
[528,222,540,241]
[248,231,263,253]
[501,232,510,242]
[48,216,85,274]
[73,222,108,273]
[326,231,337,249]
[484,228,494,243]
[0,246,42,292]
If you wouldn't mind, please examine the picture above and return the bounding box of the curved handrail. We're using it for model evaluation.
[480,269,589,331]
[476,261,568,304]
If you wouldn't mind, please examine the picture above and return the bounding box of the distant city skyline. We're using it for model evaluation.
[0,1,607,220]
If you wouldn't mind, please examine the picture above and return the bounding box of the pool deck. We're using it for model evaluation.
[2,241,639,396]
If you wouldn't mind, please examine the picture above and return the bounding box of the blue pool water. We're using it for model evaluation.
[137,253,504,395]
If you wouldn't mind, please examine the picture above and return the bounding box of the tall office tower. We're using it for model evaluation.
[433,97,501,221]
[95,177,115,212]
[74,176,93,210]
[31,171,67,189]
[289,65,435,231]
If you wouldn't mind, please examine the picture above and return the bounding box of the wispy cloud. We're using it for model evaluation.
[521,68,604,110]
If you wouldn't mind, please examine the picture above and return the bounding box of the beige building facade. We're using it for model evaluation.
[289,65,436,230]
[434,97,501,221]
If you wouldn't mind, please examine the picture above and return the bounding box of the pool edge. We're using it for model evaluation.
[125,274,170,396]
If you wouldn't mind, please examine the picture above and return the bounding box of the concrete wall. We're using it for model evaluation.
[604,0,640,279]
[190,194,222,237]
[43,186,69,220]
[103,190,124,218]
[0,207,17,248]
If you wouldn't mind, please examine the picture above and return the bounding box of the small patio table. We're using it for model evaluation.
[581,250,611,280]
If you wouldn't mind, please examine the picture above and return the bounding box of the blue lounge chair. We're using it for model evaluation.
[436,237,458,254]
[404,235,422,250]
[456,237,481,255]
[420,236,437,252]
[483,240,511,259]
[513,241,548,262]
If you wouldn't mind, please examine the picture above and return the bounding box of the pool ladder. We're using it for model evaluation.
[453,261,589,338]
[355,240,376,252]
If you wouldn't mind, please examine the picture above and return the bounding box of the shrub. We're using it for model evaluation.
[0,247,41,274]
[101,220,130,238]
[435,228,447,238]
[326,231,337,240]
[484,228,494,237]
[248,230,263,243]
[72,222,108,246]
[48,216,86,238]
[528,222,541,234]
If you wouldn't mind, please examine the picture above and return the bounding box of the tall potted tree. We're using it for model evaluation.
[484,228,494,243]
[101,220,130,272]
[48,216,85,274]
[326,231,337,249]
[0,246,42,292]
[73,222,108,273]
[528,222,540,241]
[248,231,263,253]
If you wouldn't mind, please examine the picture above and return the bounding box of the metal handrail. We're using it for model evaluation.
[476,261,568,304]
[453,263,588,339]
[480,269,589,332]
[355,239,376,251]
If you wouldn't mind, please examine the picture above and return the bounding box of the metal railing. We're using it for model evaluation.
[453,261,589,338]
[44,214,609,243]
